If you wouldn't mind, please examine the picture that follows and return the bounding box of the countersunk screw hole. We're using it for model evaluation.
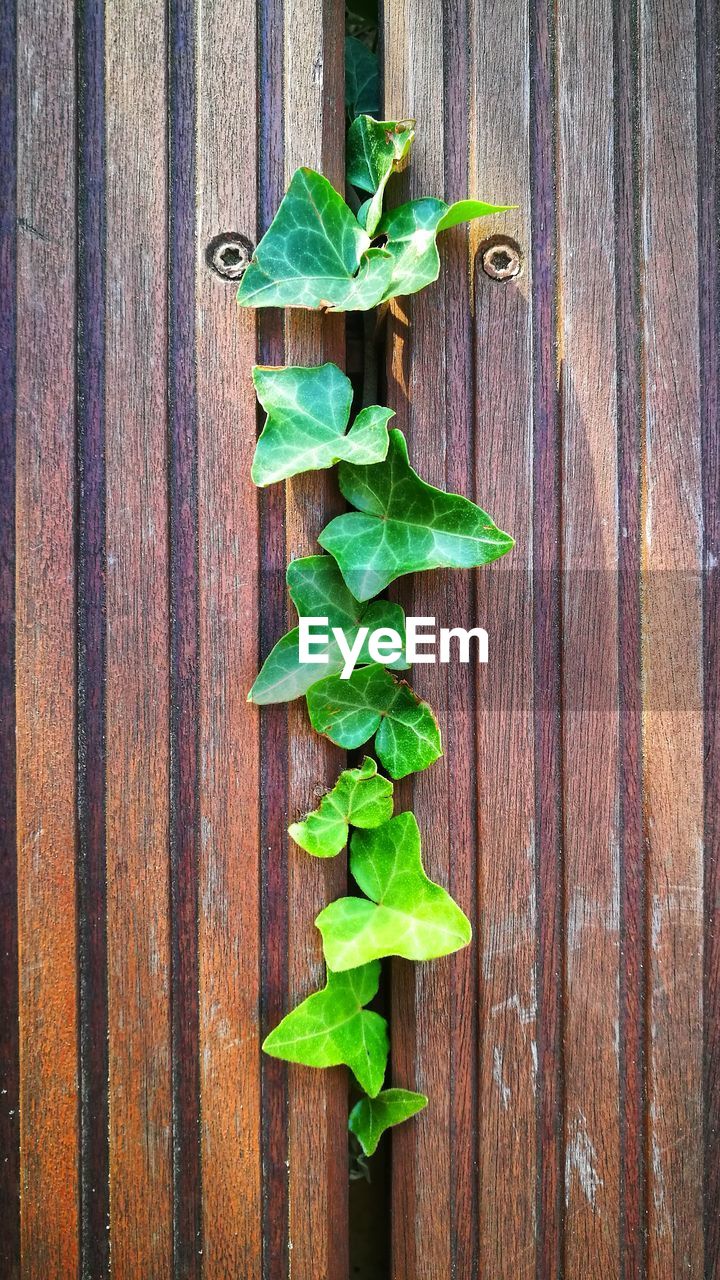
[480,236,522,282]
[205,232,254,281]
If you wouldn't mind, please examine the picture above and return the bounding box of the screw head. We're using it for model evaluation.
[480,237,522,281]
[205,232,254,281]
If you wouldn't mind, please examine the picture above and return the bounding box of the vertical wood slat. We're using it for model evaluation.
[640,0,705,1272]
[470,2,537,1274]
[0,0,19,1269]
[383,4,487,1277]
[557,0,621,1270]
[15,0,80,1274]
[104,0,173,1270]
[281,4,348,1278]
[194,0,263,1273]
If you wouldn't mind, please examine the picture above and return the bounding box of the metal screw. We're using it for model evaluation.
[205,232,254,281]
[480,237,522,282]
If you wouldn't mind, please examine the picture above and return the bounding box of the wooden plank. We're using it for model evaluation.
[382,3,510,1276]
[557,0,621,1270]
[281,4,348,1275]
[614,0,646,1269]
[470,2,537,1274]
[698,0,720,1270]
[76,0,111,1273]
[14,0,80,1272]
[0,0,19,1269]
[194,0,263,1273]
[104,0,173,1270]
[639,0,705,1272]
[528,0,565,1272]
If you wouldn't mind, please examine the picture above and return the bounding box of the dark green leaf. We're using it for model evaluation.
[347,116,415,235]
[345,36,380,119]
[306,664,442,779]
[319,429,514,600]
[252,363,392,485]
[248,556,408,704]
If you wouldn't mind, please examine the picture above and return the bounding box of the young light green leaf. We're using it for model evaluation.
[289,757,394,858]
[349,1088,428,1157]
[236,168,393,311]
[262,960,388,1097]
[376,196,513,300]
[248,556,409,704]
[345,36,380,120]
[318,428,514,600]
[251,363,393,486]
[316,812,471,970]
[306,664,442,779]
[347,116,415,235]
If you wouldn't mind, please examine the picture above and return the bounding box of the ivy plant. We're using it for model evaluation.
[247,555,408,704]
[319,428,514,599]
[306,664,442,779]
[252,363,393,485]
[316,812,472,969]
[349,1088,428,1157]
[241,107,514,1160]
[289,757,394,858]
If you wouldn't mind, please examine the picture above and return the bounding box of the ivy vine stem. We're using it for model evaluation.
[240,110,514,1160]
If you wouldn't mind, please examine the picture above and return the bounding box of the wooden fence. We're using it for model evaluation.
[1,0,718,1276]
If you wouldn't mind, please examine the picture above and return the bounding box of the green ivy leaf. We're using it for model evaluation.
[306,664,442,779]
[237,168,512,312]
[347,116,415,235]
[251,363,393,486]
[316,812,471,969]
[349,1088,428,1157]
[262,961,388,1097]
[375,196,512,301]
[248,556,408,704]
[289,757,394,858]
[345,36,380,120]
[237,168,393,311]
[318,428,514,600]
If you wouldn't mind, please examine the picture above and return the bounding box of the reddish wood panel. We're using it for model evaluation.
[3,0,716,1275]
[557,0,621,1269]
[195,0,263,1271]
[640,0,705,1272]
[282,6,349,1277]
[104,0,173,1271]
[14,0,80,1274]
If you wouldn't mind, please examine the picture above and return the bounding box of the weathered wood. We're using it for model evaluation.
[471,2,537,1274]
[0,0,19,1271]
[15,0,80,1273]
[557,0,621,1269]
[104,0,173,1271]
[640,0,705,1272]
[195,0,263,1272]
[282,5,349,1277]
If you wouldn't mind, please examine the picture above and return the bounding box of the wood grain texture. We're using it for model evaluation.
[282,6,348,1277]
[14,0,80,1273]
[557,0,621,1270]
[470,2,537,1274]
[104,0,173,1270]
[0,0,19,1270]
[384,4,479,1276]
[195,0,263,1272]
[639,0,705,1273]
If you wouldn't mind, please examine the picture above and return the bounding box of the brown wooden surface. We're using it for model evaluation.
[2,0,718,1276]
